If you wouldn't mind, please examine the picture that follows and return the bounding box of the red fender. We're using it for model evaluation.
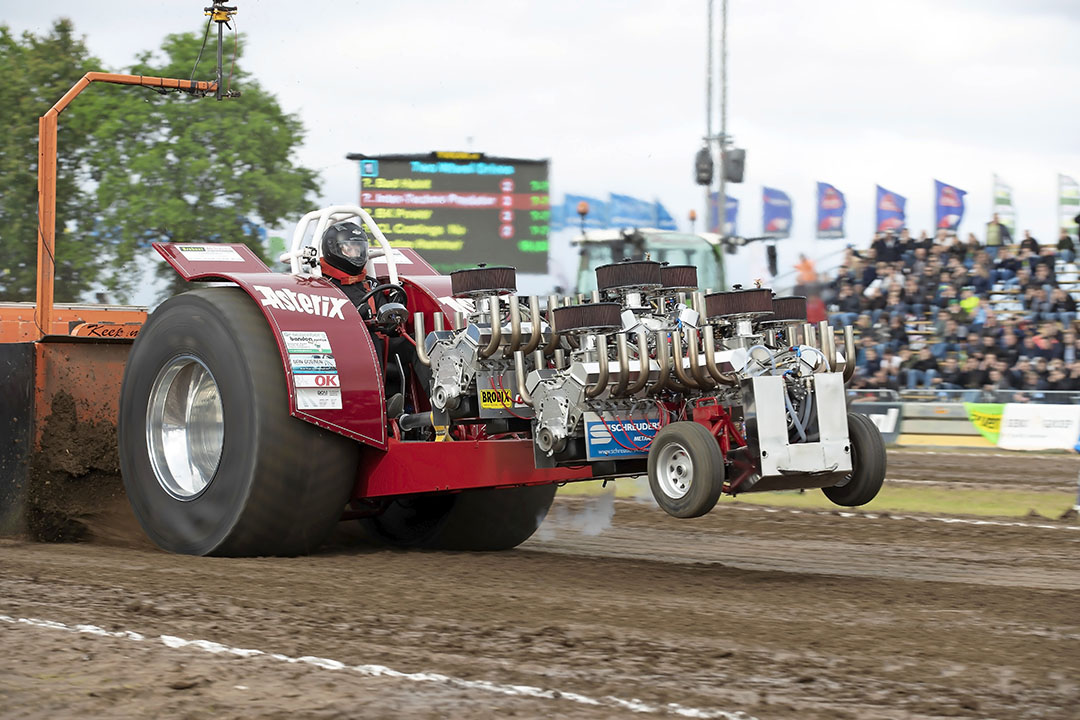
[154,242,387,450]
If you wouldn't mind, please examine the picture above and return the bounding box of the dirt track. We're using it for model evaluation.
[886,448,1079,489]
[2,460,1079,720]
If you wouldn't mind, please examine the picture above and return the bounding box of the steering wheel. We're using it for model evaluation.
[358,283,408,308]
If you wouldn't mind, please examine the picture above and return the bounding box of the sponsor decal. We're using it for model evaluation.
[584,413,661,459]
[293,374,341,388]
[478,387,526,409]
[69,322,140,339]
[289,354,338,374]
[296,387,343,411]
[176,245,244,262]
[281,331,333,354]
[437,295,475,315]
[370,248,413,265]
[253,285,350,320]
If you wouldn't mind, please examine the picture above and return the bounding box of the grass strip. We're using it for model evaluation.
[558,478,1077,520]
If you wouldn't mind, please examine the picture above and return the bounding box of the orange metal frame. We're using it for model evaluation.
[11,72,218,342]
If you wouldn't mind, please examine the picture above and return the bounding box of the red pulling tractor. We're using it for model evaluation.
[0,3,883,553]
[115,205,886,556]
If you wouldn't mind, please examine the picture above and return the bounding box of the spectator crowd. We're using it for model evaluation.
[817,219,1080,401]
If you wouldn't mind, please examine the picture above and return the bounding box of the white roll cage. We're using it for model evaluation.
[279,205,400,287]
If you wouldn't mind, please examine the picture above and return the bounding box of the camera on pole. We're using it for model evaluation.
[694,146,714,186]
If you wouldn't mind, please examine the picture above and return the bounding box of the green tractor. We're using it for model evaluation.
[573,229,727,294]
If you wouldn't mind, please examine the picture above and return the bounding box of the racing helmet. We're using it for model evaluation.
[321,221,369,277]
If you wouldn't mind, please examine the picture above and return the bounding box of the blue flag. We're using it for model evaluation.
[875,185,906,232]
[548,203,565,232]
[934,180,966,234]
[815,182,846,239]
[608,193,657,227]
[708,192,738,235]
[563,194,607,230]
[762,187,793,239]
[654,201,678,231]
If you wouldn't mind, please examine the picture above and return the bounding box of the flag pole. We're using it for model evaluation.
[718,0,728,239]
[704,0,713,233]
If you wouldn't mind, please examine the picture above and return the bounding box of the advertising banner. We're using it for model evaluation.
[849,401,902,445]
[708,193,738,236]
[564,194,608,230]
[963,402,1004,444]
[934,180,967,234]
[875,185,906,232]
[1059,174,1079,236]
[762,187,792,239]
[816,182,846,239]
[992,175,1016,233]
[998,403,1080,451]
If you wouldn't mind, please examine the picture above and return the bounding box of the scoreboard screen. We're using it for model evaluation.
[350,151,550,274]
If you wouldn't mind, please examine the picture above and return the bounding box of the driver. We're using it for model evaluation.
[319,220,429,415]
[320,221,377,316]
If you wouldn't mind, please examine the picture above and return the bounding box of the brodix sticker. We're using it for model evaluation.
[478,387,527,409]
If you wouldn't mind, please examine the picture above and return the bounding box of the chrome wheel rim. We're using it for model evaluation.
[146,355,224,500]
[656,442,693,499]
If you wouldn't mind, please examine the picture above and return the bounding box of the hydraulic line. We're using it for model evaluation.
[798,345,830,373]
[784,389,807,442]
[745,344,776,376]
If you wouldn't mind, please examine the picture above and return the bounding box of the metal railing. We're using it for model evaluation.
[899,388,1080,404]
[847,388,901,402]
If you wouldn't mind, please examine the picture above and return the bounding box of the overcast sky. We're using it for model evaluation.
[6,0,1080,288]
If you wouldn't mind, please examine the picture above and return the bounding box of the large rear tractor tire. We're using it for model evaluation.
[647,421,724,518]
[119,288,359,556]
[823,412,886,507]
[363,484,557,551]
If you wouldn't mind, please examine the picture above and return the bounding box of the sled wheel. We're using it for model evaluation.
[823,412,886,507]
[119,288,359,556]
[363,484,557,551]
[647,421,724,518]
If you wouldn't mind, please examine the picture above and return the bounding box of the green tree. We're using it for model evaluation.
[0,20,318,303]
[90,28,318,299]
[0,20,105,302]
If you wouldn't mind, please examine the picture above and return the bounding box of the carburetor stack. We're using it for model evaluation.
[413,258,882,519]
